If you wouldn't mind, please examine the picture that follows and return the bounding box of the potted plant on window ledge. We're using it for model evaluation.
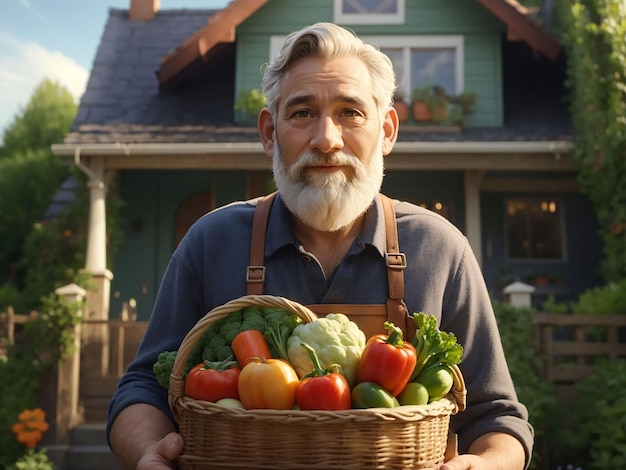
[448,91,477,126]
[392,92,410,124]
[411,85,449,123]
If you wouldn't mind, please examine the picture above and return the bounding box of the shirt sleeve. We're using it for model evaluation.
[442,241,535,467]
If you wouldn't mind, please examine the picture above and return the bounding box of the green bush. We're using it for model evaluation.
[492,300,556,469]
[572,278,626,315]
[0,290,84,466]
[569,359,626,469]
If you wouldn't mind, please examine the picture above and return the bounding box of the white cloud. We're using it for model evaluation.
[0,32,89,134]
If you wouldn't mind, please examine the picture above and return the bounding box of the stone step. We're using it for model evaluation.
[67,445,124,470]
[70,422,108,446]
[47,423,124,470]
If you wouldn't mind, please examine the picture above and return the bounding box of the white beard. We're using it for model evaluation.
[272,139,385,232]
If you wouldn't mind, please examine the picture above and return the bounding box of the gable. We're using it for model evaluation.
[158,0,560,90]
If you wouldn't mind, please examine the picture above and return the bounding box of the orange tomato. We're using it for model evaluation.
[238,358,298,409]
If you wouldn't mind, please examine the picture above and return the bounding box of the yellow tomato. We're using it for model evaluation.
[238,358,299,410]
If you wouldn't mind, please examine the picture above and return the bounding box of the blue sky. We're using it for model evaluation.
[0,0,229,138]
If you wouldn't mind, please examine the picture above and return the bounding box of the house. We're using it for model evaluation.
[52,0,603,326]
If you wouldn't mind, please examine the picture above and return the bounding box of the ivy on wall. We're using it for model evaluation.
[557,0,626,282]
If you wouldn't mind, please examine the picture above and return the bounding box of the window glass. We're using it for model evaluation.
[342,0,399,14]
[411,49,456,93]
[335,0,404,24]
[383,48,405,94]
[506,198,564,260]
[375,37,463,99]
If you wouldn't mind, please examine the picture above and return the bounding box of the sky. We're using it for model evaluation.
[0,0,230,139]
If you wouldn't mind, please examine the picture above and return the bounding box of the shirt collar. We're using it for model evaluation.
[265,193,387,258]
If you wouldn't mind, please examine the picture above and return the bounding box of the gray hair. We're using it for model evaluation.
[262,22,396,117]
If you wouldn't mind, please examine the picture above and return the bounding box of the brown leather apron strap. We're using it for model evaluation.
[380,195,412,337]
[247,193,276,295]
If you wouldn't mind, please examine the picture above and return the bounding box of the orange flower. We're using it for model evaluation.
[11,408,49,448]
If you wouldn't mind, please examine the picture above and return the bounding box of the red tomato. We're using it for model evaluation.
[185,361,241,402]
[295,342,351,411]
[296,373,351,410]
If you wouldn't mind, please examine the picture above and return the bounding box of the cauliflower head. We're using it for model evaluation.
[286,313,366,387]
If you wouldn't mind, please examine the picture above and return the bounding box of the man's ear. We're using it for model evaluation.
[382,106,399,156]
[258,108,275,158]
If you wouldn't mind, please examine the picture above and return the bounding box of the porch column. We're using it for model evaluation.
[75,154,113,375]
[464,170,484,267]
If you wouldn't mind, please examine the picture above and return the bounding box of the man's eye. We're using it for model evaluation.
[342,108,362,118]
[292,109,312,118]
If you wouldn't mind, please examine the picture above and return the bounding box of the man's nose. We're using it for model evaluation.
[310,115,343,154]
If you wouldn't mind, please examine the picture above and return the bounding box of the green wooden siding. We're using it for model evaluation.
[234,0,505,126]
[110,170,249,320]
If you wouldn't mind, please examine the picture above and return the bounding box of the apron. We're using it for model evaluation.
[245,192,414,340]
[245,192,458,460]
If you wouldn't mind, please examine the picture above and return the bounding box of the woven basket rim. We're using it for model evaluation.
[168,294,467,423]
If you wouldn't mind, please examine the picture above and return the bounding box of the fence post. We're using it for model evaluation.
[502,281,535,308]
[42,283,87,444]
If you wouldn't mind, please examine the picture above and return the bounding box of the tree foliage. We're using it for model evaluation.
[557,0,626,282]
[0,151,70,290]
[0,79,76,302]
[0,79,77,158]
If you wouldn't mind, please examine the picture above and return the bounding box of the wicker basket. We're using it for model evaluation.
[169,295,466,470]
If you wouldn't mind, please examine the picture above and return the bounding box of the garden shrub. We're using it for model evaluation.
[492,299,556,469]
[569,358,626,470]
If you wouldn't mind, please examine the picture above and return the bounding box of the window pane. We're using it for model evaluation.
[343,0,399,14]
[411,49,456,94]
[506,198,563,260]
[381,48,405,94]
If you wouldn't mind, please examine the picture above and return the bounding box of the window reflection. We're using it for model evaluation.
[506,198,564,260]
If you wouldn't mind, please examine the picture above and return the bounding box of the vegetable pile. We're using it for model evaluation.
[154,307,464,411]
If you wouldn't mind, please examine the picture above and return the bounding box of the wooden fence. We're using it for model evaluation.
[0,301,147,442]
[0,307,30,355]
[533,313,626,383]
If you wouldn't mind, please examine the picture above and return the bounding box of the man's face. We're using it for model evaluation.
[262,55,397,231]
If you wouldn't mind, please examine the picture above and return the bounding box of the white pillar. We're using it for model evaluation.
[74,154,113,375]
[464,170,484,267]
[85,157,107,273]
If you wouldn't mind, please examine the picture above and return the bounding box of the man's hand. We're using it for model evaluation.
[136,432,184,469]
[440,454,486,469]
[439,432,526,470]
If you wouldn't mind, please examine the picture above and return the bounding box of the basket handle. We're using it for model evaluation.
[449,363,467,413]
[168,295,318,418]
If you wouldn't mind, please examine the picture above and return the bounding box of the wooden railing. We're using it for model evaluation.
[534,313,626,383]
[0,307,30,354]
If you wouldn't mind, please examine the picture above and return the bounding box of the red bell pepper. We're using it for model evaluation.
[296,343,351,411]
[356,322,417,396]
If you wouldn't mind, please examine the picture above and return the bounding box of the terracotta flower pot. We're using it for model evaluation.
[393,100,409,123]
[412,101,432,122]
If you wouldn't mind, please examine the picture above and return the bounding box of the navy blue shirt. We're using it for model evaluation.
[107,193,533,464]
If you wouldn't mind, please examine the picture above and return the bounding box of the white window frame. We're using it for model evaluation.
[269,35,464,97]
[334,0,405,25]
[362,35,464,97]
